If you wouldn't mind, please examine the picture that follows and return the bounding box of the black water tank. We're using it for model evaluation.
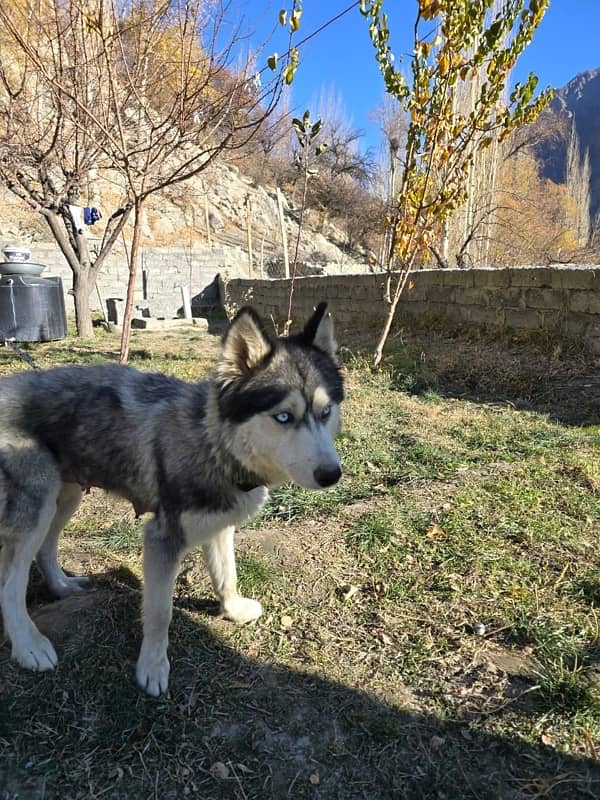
[0,274,67,341]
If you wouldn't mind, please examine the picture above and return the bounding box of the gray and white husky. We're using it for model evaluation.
[0,303,343,695]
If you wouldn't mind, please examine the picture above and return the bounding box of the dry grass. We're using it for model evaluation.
[0,324,599,799]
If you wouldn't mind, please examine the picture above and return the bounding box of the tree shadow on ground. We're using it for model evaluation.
[374,328,600,427]
[1,578,599,800]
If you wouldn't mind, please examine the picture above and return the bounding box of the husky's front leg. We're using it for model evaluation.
[136,518,181,696]
[202,526,262,624]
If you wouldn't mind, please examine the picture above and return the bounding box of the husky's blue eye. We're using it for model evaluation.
[274,411,293,424]
[321,405,332,420]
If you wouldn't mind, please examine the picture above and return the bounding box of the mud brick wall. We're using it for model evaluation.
[222,266,600,354]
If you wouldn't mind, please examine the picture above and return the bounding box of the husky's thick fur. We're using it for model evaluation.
[0,303,343,695]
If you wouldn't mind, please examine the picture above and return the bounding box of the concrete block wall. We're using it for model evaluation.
[32,242,249,318]
[222,266,600,354]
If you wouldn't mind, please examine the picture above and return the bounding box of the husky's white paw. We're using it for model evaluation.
[49,575,91,598]
[13,631,58,672]
[222,596,262,624]
[136,650,170,697]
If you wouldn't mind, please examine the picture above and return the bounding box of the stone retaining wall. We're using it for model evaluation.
[33,242,250,318]
[222,266,600,354]
[30,240,369,320]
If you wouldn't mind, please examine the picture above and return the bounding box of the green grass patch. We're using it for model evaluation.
[236,553,277,595]
[2,325,600,799]
[532,655,600,714]
[445,411,579,462]
[94,518,143,553]
[345,511,397,556]
[401,439,462,480]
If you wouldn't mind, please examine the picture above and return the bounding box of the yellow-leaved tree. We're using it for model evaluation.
[361,0,554,366]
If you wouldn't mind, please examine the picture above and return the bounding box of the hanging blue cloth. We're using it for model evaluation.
[84,207,102,225]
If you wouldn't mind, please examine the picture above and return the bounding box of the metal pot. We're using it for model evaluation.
[0,262,46,276]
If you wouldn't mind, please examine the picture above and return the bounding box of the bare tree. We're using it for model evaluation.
[1,0,283,353]
[292,87,381,255]
[0,1,131,336]
[312,86,375,183]
[284,110,327,333]
[371,96,408,268]
[427,0,505,269]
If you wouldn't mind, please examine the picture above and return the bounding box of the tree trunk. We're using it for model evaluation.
[72,270,94,338]
[440,219,449,268]
[372,268,412,369]
[41,203,134,338]
[119,199,143,364]
[42,210,95,337]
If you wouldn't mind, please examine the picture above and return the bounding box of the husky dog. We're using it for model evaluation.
[0,303,343,695]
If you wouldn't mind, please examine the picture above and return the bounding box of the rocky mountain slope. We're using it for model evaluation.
[536,67,600,222]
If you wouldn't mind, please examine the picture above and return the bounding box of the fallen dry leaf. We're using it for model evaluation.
[426,523,447,541]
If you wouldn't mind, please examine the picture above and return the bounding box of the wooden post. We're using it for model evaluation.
[95,281,108,324]
[204,193,212,248]
[259,237,265,278]
[245,194,253,277]
[276,187,290,279]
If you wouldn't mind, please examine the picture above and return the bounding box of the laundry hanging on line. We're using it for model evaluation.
[83,207,102,225]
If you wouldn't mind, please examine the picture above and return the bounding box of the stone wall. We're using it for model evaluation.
[222,266,600,354]
[33,241,250,319]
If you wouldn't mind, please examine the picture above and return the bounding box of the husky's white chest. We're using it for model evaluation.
[179,486,269,549]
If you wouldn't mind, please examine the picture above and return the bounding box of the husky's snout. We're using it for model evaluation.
[314,464,342,488]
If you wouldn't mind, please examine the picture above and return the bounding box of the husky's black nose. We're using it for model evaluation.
[314,465,342,487]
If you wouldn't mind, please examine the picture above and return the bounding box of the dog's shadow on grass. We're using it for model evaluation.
[26,564,222,619]
[2,574,600,800]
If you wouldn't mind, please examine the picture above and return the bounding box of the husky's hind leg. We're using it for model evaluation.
[1,487,61,671]
[202,526,262,624]
[36,483,89,598]
[136,517,182,696]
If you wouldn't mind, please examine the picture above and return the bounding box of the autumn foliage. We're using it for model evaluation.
[360,0,553,365]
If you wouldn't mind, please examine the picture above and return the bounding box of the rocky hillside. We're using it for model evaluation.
[0,157,371,274]
[536,67,600,222]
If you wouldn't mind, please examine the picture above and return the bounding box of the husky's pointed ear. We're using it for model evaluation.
[218,307,272,381]
[302,302,338,361]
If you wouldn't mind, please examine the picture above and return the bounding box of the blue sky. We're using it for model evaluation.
[235,1,600,152]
